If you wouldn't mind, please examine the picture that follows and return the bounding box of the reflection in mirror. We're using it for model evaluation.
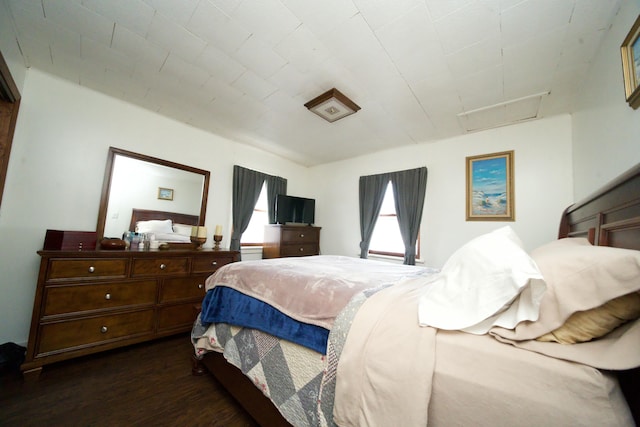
[96,147,210,240]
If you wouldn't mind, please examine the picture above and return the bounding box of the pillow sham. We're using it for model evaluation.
[418,226,546,334]
[135,219,173,234]
[491,238,640,341]
[173,223,194,237]
[536,291,640,344]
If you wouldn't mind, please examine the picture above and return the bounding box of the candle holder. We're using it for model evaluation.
[190,236,206,250]
[213,234,222,250]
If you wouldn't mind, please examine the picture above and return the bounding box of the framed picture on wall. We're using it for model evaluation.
[621,14,640,109]
[158,187,174,201]
[466,151,515,221]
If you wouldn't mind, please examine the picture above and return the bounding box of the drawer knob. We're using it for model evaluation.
[211,261,217,266]
[100,326,108,333]
[105,293,111,300]
[88,266,95,273]
[299,247,304,252]
[300,234,305,238]
[160,263,166,270]
[198,284,203,289]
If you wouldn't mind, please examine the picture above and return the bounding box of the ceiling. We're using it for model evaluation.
[4,0,621,166]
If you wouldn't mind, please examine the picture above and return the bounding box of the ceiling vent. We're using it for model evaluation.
[457,91,550,132]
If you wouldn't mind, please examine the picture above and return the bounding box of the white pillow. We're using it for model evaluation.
[418,226,546,334]
[135,219,173,234]
[173,223,194,237]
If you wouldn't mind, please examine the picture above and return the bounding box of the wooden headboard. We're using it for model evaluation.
[558,163,640,423]
[129,208,199,232]
[559,163,640,250]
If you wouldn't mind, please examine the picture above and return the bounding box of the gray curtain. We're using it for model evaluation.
[391,167,428,265]
[358,172,391,259]
[230,166,267,253]
[266,175,287,224]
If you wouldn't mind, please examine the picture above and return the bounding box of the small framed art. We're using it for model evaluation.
[466,151,514,221]
[621,15,640,109]
[158,187,174,201]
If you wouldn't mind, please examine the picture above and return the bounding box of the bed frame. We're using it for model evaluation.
[129,208,200,232]
[193,163,640,426]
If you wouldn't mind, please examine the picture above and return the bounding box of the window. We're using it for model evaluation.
[240,182,268,245]
[368,182,419,258]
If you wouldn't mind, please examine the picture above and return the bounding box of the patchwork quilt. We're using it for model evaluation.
[192,284,393,427]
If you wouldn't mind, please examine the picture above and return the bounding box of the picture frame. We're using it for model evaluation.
[466,150,515,221]
[621,14,640,110]
[157,187,174,201]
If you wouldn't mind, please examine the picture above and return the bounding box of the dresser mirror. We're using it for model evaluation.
[96,147,210,240]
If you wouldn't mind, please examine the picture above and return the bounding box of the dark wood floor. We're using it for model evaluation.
[0,335,259,427]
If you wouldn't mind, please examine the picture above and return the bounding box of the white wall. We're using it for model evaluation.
[311,115,574,268]
[572,0,640,199]
[0,69,309,345]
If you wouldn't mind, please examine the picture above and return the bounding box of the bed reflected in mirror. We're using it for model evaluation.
[96,147,210,240]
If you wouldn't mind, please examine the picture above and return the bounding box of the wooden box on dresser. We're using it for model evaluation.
[262,224,321,259]
[21,248,239,379]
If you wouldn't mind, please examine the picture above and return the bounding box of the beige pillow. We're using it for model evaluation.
[491,238,640,341]
[536,291,640,344]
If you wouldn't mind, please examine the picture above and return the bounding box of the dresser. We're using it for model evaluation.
[262,225,321,258]
[21,248,239,378]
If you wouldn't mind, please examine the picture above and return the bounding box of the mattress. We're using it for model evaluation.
[428,331,634,426]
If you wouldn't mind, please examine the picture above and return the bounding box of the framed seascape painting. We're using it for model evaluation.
[466,151,515,221]
[621,14,640,109]
[158,187,174,201]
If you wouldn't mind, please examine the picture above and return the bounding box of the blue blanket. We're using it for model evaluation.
[200,286,329,354]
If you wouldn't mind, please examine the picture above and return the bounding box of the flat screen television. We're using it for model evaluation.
[275,194,315,225]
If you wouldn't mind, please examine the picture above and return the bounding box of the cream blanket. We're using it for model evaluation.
[333,279,436,427]
[205,255,430,329]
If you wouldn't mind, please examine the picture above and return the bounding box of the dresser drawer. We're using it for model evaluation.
[160,276,207,303]
[132,257,189,277]
[46,259,128,282]
[157,303,200,332]
[191,255,235,274]
[43,280,157,316]
[37,310,154,355]
[281,228,319,244]
[281,243,319,257]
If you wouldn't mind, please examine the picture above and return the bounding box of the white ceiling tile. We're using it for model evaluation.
[80,37,134,75]
[42,0,114,46]
[142,0,200,27]
[160,53,210,87]
[456,64,504,110]
[433,1,500,54]
[146,13,206,63]
[424,0,475,22]
[209,0,242,16]
[501,0,574,48]
[269,64,322,98]
[444,35,502,80]
[282,0,359,36]
[274,25,332,73]
[185,0,250,55]
[231,70,278,101]
[232,36,287,80]
[111,25,167,72]
[230,0,301,46]
[81,0,154,38]
[353,0,424,30]
[195,45,246,84]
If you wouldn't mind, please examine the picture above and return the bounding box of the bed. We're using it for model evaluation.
[129,208,199,245]
[191,163,640,426]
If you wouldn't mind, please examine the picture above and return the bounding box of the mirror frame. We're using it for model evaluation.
[96,147,210,240]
